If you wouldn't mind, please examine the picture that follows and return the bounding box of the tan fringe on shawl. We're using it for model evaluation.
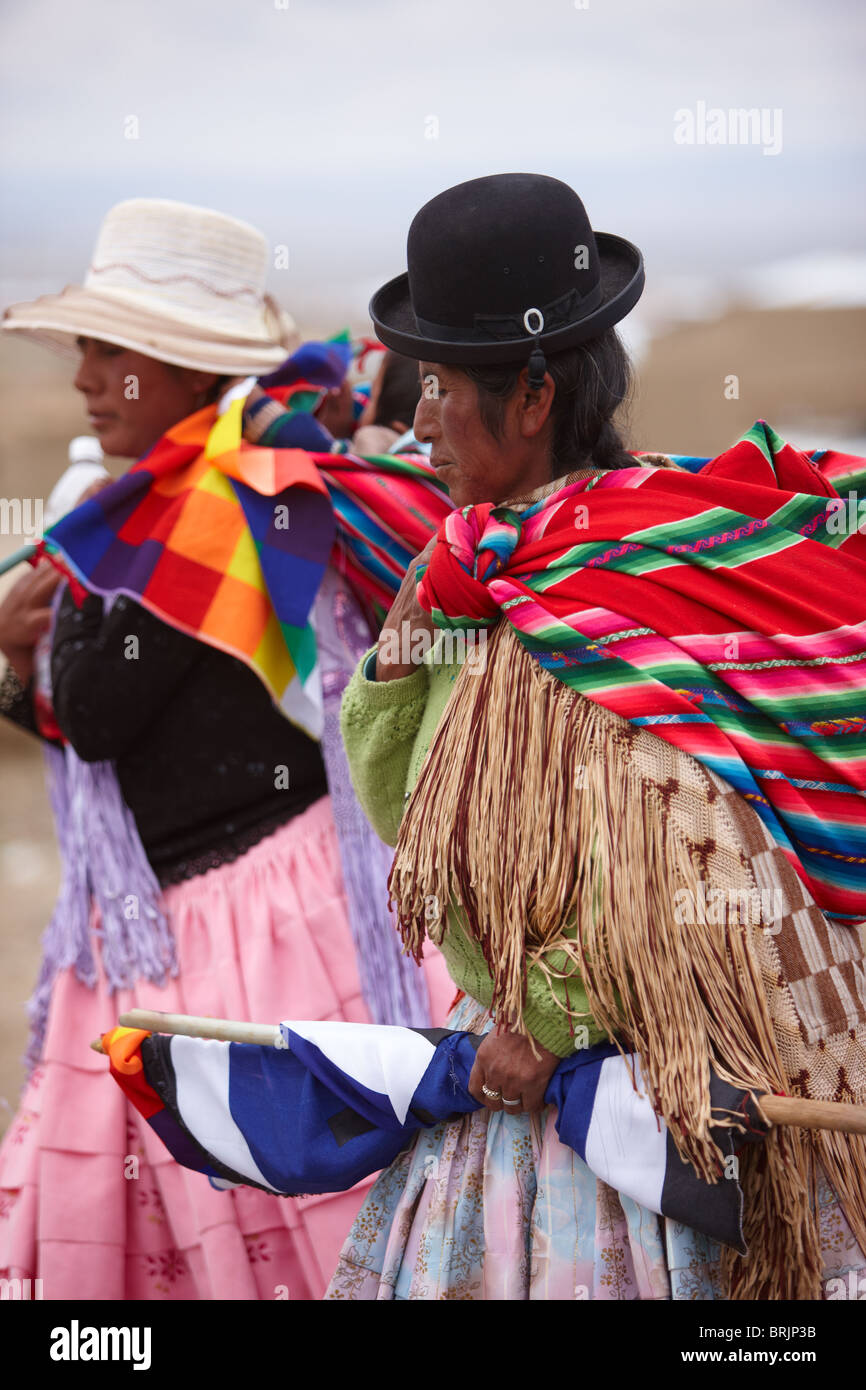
[388,620,866,1300]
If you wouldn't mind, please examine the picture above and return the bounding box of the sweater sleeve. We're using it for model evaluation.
[524,937,609,1056]
[438,909,607,1058]
[341,639,607,1054]
[339,645,430,847]
[50,589,203,762]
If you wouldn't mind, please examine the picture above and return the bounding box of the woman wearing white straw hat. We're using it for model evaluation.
[0,197,452,1301]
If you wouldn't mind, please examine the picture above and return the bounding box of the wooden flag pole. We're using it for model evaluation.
[759,1093,866,1136]
[90,1009,866,1136]
[92,1008,286,1050]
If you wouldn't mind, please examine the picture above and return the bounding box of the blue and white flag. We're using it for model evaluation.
[113,1020,769,1253]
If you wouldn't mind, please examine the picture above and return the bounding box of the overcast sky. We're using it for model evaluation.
[1,0,864,338]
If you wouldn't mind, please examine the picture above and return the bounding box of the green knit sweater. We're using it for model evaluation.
[340,636,607,1056]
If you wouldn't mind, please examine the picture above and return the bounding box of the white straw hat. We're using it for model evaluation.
[2,197,299,375]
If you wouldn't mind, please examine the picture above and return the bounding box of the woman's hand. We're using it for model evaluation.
[315,380,355,440]
[375,534,438,681]
[0,561,63,682]
[468,1028,560,1115]
[351,424,401,457]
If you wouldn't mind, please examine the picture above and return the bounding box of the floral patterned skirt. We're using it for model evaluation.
[325,998,866,1301]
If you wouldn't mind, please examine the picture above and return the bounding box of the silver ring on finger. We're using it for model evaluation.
[502,1096,522,1107]
[481,1084,501,1100]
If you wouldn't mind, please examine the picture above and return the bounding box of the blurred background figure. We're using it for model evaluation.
[249,345,425,458]
[351,350,424,456]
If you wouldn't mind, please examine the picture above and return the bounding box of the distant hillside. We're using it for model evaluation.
[627,305,866,458]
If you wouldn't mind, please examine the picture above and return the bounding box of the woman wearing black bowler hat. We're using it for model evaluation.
[328,173,866,1299]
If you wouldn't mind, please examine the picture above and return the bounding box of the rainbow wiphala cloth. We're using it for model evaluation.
[419,423,866,923]
[43,385,450,738]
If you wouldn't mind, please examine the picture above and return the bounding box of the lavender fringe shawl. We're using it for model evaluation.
[25,574,429,1071]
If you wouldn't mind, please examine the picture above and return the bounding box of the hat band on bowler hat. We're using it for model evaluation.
[414,281,604,346]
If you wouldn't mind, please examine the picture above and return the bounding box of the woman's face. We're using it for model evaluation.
[73,338,221,459]
[413,361,554,508]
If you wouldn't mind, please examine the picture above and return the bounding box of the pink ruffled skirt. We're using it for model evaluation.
[0,795,453,1300]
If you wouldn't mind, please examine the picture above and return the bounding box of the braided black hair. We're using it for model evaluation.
[461,328,636,474]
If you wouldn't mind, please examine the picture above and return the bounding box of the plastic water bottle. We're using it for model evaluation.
[41,437,108,530]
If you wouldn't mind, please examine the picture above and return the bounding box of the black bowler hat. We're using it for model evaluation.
[370,173,644,370]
